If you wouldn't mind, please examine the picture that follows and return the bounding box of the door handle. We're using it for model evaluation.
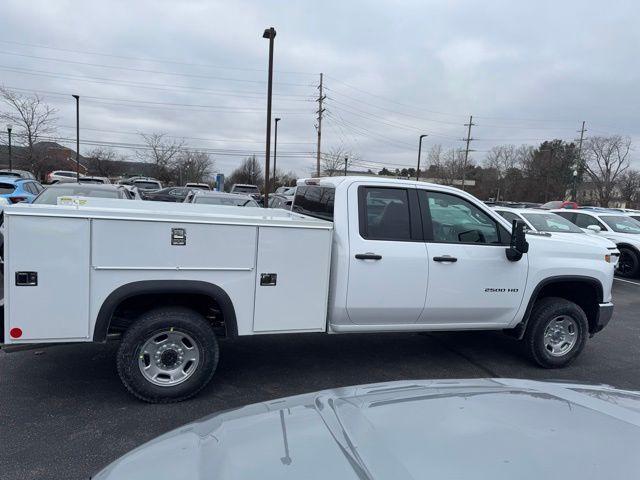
[355,253,382,260]
[433,255,457,263]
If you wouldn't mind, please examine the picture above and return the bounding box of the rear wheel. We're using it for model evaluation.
[117,307,219,403]
[616,247,640,278]
[524,297,588,368]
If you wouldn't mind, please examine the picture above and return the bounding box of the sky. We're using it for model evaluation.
[0,0,638,176]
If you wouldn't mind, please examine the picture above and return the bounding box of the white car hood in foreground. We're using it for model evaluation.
[94,379,640,480]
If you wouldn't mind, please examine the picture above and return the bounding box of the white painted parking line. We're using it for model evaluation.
[614,277,640,286]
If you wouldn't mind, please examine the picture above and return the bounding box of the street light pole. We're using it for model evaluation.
[72,95,80,181]
[262,27,276,208]
[416,134,427,181]
[273,117,280,184]
[6,125,12,171]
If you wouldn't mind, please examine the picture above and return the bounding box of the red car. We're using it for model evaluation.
[540,200,578,209]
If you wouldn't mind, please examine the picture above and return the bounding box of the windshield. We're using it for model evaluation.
[34,187,121,204]
[194,196,258,207]
[600,215,640,234]
[522,213,584,233]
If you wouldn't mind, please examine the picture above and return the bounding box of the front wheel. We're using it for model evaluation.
[524,297,588,368]
[616,247,640,278]
[117,307,219,403]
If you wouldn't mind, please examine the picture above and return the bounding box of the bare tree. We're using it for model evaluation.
[617,169,640,208]
[85,147,120,177]
[174,150,213,184]
[136,132,185,182]
[321,146,359,176]
[0,87,57,176]
[583,135,632,206]
[227,155,264,190]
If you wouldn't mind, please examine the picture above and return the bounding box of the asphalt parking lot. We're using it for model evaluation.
[1,279,639,479]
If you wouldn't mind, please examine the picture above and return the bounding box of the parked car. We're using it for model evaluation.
[0,176,44,203]
[230,183,260,195]
[93,378,640,479]
[184,182,211,190]
[142,187,193,202]
[268,193,292,210]
[540,200,579,209]
[121,185,143,200]
[45,170,78,183]
[184,190,259,206]
[1,177,615,402]
[32,183,131,204]
[552,208,640,277]
[119,177,163,192]
[0,169,37,180]
[493,206,619,261]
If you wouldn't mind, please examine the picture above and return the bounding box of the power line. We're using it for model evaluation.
[0,39,317,76]
[0,50,315,87]
[0,66,314,98]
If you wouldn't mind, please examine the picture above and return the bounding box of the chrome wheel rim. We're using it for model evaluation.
[543,315,578,357]
[137,330,200,386]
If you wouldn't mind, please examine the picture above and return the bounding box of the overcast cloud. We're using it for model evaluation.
[0,0,638,175]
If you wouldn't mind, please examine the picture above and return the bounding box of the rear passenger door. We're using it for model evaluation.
[419,190,528,327]
[346,183,429,325]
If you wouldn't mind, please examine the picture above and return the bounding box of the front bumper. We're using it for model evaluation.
[593,302,614,333]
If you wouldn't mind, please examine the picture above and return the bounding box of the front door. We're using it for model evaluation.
[418,190,528,327]
[346,183,428,325]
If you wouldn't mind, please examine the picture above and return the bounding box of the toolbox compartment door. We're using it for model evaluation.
[6,215,90,342]
[252,226,332,333]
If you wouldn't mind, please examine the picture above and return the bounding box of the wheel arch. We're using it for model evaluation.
[511,275,604,339]
[93,280,238,342]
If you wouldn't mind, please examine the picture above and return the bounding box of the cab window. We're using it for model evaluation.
[421,191,506,244]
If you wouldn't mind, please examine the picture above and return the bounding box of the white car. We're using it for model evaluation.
[493,207,618,253]
[45,170,78,184]
[552,209,640,277]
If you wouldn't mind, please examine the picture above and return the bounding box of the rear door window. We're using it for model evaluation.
[358,186,420,241]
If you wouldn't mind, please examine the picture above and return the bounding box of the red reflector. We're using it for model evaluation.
[9,327,22,338]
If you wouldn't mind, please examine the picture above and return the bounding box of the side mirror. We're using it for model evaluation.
[506,219,529,262]
[586,225,601,233]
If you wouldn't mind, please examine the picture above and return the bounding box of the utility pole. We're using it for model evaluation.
[572,121,587,202]
[416,134,427,181]
[315,73,325,177]
[262,27,276,208]
[72,95,80,181]
[344,155,348,176]
[461,115,475,191]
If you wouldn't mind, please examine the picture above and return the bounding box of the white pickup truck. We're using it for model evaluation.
[1,177,616,402]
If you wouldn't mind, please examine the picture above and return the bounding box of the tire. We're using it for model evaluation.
[117,306,219,403]
[524,297,588,368]
[616,247,640,278]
